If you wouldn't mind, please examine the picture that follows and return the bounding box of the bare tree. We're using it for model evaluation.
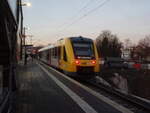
[138,35,150,60]
[96,30,122,57]
[130,35,150,60]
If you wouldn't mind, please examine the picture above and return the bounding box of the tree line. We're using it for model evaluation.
[95,30,150,61]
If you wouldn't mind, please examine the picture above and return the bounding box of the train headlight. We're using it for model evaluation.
[75,60,80,65]
[91,60,96,64]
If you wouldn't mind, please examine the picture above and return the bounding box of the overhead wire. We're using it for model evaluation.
[58,0,99,28]
[77,0,98,15]
[66,0,111,28]
[54,0,111,37]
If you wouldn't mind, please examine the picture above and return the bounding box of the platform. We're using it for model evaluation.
[13,61,133,113]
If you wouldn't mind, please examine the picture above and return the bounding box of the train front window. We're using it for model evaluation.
[72,43,95,58]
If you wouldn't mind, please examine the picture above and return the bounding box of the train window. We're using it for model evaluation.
[63,46,67,61]
[39,53,41,58]
[44,51,47,60]
[50,48,53,57]
[55,47,57,58]
[58,46,61,59]
[49,49,51,59]
[54,47,57,58]
[51,48,53,56]
[72,42,95,58]
[46,50,49,60]
[53,48,55,57]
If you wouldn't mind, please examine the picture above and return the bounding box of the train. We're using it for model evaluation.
[38,36,100,78]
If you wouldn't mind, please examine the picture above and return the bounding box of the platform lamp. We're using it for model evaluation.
[23,27,30,65]
[20,1,31,64]
[21,2,32,7]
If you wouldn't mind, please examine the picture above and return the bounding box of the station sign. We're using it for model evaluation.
[26,45,34,54]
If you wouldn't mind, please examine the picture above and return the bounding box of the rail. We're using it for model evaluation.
[40,61,150,112]
[87,79,150,111]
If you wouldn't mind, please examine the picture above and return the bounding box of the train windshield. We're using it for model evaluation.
[72,42,95,58]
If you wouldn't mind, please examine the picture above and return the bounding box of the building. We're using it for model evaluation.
[121,48,131,60]
[0,0,23,112]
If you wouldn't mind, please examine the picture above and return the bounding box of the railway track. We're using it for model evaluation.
[84,79,150,113]
[40,61,150,113]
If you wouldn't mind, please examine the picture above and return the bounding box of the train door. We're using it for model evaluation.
[51,48,55,66]
[60,46,68,70]
[49,49,51,65]
[59,46,63,68]
[46,50,50,64]
[50,47,59,68]
[57,46,61,68]
[50,48,53,66]
[54,47,58,67]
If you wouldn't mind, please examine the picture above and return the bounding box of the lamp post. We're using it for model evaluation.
[23,27,28,65]
[20,1,31,64]
[23,27,32,65]
[23,28,34,65]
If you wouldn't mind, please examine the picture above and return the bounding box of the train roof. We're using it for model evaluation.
[38,36,93,52]
[38,45,54,52]
[69,36,93,42]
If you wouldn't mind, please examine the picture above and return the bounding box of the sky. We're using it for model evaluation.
[23,0,150,46]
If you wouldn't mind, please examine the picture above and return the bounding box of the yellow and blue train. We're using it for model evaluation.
[38,36,100,78]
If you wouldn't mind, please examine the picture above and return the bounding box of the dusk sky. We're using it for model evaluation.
[23,0,150,46]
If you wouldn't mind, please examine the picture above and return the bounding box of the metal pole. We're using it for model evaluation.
[24,27,27,65]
